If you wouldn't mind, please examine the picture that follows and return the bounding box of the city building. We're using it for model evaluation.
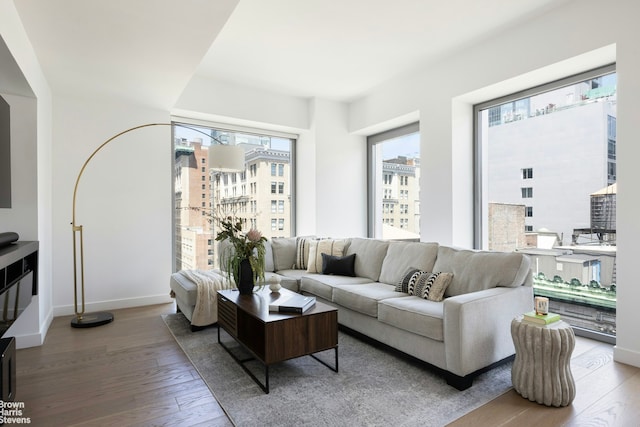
[174,138,213,271]
[486,78,616,245]
[381,156,420,240]
[175,136,293,270]
[213,146,292,240]
[487,202,526,252]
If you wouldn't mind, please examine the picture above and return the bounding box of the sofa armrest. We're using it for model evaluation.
[443,285,533,377]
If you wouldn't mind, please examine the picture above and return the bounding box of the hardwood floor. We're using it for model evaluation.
[14,304,639,426]
[449,333,640,427]
[16,304,232,426]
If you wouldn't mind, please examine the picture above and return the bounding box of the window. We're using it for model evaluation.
[173,122,296,272]
[475,65,617,341]
[368,123,420,240]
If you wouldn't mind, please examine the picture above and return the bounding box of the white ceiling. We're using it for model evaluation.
[13,0,570,106]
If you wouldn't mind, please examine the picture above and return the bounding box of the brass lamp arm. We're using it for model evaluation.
[70,122,225,326]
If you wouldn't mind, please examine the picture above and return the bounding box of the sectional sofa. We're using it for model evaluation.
[171,236,533,389]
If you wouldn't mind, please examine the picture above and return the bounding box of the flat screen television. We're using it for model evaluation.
[0,94,10,208]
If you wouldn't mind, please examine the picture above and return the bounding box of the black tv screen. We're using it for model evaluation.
[0,94,10,208]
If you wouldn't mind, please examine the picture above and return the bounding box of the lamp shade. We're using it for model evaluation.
[208,144,245,172]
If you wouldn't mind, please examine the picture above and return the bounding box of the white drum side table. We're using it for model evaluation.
[511,317,576,407]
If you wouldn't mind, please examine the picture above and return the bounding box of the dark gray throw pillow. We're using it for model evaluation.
[321,253,356,276]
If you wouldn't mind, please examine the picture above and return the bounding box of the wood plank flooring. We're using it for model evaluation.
[14,303,639,426]
[449,333,640,427]
[15,304,232,426]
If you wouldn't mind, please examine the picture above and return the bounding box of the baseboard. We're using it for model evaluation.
[53,294,174,317]
[613,345,640,368]
[12,306,54,349]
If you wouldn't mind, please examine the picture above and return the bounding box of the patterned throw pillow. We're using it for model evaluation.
[396,267,423,293]
[294,237,315,270]
[306,239,347,273]
[408,272,454,302]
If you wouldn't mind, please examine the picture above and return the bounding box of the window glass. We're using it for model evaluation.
[368,123,420,240]
[173,123,295,271]
[475,66,617,340]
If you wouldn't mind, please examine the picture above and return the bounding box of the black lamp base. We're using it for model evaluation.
[71,312,114,328]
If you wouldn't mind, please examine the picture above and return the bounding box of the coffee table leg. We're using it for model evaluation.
[310,346,339,372]
[217,325,271,394]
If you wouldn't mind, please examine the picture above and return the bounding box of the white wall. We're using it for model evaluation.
[349,0,640,367]
[174,81,368,238]
[611,0,640,369]
[174,76,310,131]
[308,99,367,237]
[0,0,54,348]
[51,96,174,316]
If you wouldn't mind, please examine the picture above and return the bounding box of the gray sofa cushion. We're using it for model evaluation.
[345,238,390,282]
[300,274,372,301]
[378,296,444,341]
[271,237,297,270]
[264,240,275,272]
[378,241,439,285]
[432,246,531,297]
[170,272,198,307]
[332,283,407,318]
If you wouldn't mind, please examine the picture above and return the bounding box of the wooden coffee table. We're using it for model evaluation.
[217,287,338,393]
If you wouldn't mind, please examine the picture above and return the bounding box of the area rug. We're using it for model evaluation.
[163,313,512,427]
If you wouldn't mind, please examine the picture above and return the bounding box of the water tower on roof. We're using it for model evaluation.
[572,183,616,245]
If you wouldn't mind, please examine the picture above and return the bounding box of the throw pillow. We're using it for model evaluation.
[321,253,356,276]
[395,267,423,293]
[426,272,454,301]
[294,236,315,270]
[306,239,347,273]
[408,272,454,302]
[271,237,297,271]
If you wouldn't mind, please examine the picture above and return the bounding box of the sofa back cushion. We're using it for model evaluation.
[271,237,297,271]
[345,238,389,281]
[264,240,275,272]
[432,245,531,297]
[378,241,439,285]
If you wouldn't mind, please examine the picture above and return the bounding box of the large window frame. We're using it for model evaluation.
[473,64,617,343]
[473,64,616,247]
[367,122,420,240]
[171,119,297,272]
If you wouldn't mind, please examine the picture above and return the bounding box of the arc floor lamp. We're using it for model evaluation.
[71,122,245,328]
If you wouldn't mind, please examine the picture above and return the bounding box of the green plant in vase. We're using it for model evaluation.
[216,216,267,294]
